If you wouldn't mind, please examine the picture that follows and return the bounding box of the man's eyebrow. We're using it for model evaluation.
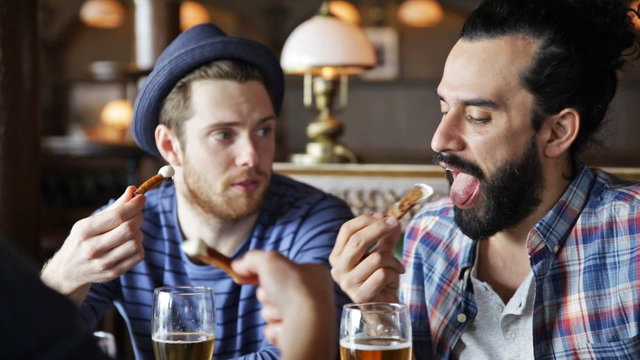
[461,99,498,108]
[437,93,498,109]
[208,116,277,128]
[259,116,277,123]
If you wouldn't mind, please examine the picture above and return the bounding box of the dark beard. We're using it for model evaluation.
[434,136,543,240]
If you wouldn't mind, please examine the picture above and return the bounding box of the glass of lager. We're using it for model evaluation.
[340,302,412,360]
[152,286,216,360]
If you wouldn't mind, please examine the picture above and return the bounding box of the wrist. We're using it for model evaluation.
[41,259,87,304]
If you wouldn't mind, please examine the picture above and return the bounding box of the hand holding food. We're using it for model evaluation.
[231,251,336,360]
[40,186,146,305]
[330,185,433,303]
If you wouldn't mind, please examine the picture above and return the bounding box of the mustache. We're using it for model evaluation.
[432,152,485,180]
[227,167,270,183]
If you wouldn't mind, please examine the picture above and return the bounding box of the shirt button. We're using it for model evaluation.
[494,305,503,313]
[505,331,516,340]
[457,313,467,323]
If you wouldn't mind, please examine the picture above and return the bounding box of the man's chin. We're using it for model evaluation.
[218,191,266,220]
[221,202,262,220]
[453,204,499,241]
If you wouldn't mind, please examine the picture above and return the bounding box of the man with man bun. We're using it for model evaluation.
[330,0,640,358]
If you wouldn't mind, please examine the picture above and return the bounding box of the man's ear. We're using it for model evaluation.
[542,108,580,158]
[155,124,183,166]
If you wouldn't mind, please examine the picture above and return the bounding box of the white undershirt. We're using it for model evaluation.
[452,264,535,360]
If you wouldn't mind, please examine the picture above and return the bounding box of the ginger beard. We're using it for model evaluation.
[435,136,543,240]
[181,156,270,220]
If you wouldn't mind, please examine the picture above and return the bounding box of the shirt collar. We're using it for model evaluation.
[528,158,595,255]
[458,238,478,281]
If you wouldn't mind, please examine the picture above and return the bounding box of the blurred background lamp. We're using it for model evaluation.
[397,0,444,28]
[180,1,212,32]
[79,0,126,29]
[632,0,640,31]
[100,99,133,131]
[281,1,375,164]
[328,1,361,26]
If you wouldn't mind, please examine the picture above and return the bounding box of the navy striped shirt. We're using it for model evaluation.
[79,174,353,359]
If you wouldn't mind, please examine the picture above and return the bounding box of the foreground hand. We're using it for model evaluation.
[329,213,405,303]
[232,251,336,360]
[41,186,145,305]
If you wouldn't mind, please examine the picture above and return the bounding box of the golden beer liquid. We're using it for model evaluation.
[152,332,215,360]
[340,338,412,360]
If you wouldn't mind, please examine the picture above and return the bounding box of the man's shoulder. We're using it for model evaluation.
[590,168,640,208]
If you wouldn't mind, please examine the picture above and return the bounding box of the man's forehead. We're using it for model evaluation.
[438,36,540,103]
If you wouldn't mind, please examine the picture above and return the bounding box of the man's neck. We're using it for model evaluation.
[476,156,575,303]
[176,196,259,257]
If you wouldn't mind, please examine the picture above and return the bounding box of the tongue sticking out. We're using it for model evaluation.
[450,172,480,209]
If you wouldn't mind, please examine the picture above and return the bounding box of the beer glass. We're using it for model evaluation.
[152,286,216,360]
[340,302,412,360]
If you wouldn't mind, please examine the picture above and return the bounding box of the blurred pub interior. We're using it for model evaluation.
[0,0,639,358]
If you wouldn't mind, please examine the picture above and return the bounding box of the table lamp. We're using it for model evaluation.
[281,1,375,164]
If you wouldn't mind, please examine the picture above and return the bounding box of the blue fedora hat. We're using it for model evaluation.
[131,23,285,158]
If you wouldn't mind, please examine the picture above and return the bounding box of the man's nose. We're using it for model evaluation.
[431,113,465,153]
[235,136,259,168]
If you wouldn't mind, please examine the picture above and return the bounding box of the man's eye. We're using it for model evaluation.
[466,115,490,124]
[213,131,232,140]
[257,127,273,137]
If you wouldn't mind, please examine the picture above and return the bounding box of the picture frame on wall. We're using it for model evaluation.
[360,27,399,81]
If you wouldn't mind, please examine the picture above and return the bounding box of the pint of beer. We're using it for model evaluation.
[151,286,216,360]
[339,303,412,360]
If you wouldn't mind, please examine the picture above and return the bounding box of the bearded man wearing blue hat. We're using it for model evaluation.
[41,23,353,359]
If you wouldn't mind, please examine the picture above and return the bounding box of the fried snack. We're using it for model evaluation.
[134,165,175,195]
[386,183,434,219]
[181,238,242,281]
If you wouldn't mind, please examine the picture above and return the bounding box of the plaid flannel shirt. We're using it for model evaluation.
[401,160,640,359]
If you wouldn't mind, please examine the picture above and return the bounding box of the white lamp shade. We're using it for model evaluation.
[281,14,376,75]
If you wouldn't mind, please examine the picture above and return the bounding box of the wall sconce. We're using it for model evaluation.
[180,1,211,32]
[281,2,375,164]
[79,0,126,29]
[397,0,444,28]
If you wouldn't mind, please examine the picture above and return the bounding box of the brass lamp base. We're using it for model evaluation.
[291,141,357,164]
